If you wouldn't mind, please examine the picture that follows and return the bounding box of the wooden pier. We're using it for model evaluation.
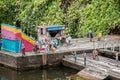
[62,54,120,80]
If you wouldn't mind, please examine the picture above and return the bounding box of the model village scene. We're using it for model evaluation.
[0,0,120,80]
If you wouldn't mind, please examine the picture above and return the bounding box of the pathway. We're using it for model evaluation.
[55,35,120,53]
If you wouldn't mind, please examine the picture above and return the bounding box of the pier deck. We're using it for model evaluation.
[62,54,120,80]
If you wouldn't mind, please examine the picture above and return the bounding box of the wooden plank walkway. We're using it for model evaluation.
[62,54,120,80]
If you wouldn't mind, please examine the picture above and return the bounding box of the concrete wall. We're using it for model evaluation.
[98,49,120,58]
[0,49,93,70]
[62,59,84,70]
[16,52,70,70]
[0,51,70,70]
[0,51,17,68]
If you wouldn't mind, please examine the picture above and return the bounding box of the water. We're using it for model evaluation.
[0,66,84,80]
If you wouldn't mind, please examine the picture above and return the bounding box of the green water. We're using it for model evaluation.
[0,66,84,80]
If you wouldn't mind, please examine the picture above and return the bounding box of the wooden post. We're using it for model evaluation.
[102,37,104,49]
[97,42,99,49]
[104,42,108,49]
[42,53,47,65]
[93,41,95,49]
[111,43,112,51]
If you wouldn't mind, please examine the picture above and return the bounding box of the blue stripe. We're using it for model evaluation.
[48,27,64,31]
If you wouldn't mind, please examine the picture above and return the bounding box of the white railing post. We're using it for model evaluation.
[119,44,120,52]
[112,44,115,52]
[97,42,99,49]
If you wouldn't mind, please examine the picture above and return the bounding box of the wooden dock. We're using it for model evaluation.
[62,54,120,80]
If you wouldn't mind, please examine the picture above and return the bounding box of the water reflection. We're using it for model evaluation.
[66,75,85,80]
[0,66,79,80]
[0,77,8,80]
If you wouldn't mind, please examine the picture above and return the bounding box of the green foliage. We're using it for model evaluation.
[0,0,120,38]
[81,0,120,35]
[0,0,63,38]
[0,0,20,24]
[18,0,63,38]
[66,0,120,37]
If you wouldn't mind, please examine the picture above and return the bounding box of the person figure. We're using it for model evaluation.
[45,43,49,53]
[22,44,25,56]
[59,36,62,45]
[53,38,58,48]
[72,51,77,62]
[98,31,102,41]
[89,30,93,41]
[50,38,54,46]
[95,50,99,60]
[42,43,46,50]
[39,36,43,48]
[68,35,72,45]
[93,49,99,60]
[41,37,45,45]
[51,44,56,52]
[33,43,39,53]
[115,52,119,67]
[66,37,69,46]
[83,51,87,66]
[93,49,96,59]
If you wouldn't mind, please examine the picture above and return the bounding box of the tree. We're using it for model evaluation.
[0,0,20,24]
[18,0,63,38]
[0,0,120,38]
[66,0,120,37]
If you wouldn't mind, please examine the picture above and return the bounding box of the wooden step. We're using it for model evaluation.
[63,54,120,79]
[77,67,108,80]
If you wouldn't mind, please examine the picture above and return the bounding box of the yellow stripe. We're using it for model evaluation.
[1,26,21,34]
[2,25,35,44]
[14,29,21,34]
[2,26,16,32]
[22,33,35,45]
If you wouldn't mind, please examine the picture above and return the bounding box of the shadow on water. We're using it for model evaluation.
[0,65,85,80]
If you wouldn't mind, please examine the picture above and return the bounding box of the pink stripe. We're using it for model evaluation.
[1,29,21,40]
[1,29,35,52]
[22,39,34,52]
